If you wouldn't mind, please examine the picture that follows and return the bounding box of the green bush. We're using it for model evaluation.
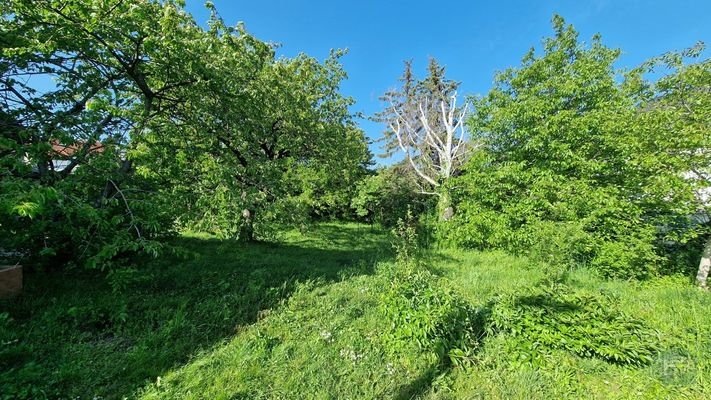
[377,214,482,366]
[351,166,431,228]
[441,154,661,279]
[0,162,176,271]
[488,284,659,367]
[378,263,481,366]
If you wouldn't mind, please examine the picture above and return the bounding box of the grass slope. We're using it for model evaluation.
[430,251,711,399]
[2,223,710,399]
[0,223,389,399]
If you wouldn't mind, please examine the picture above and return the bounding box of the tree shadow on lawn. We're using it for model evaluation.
[394,364,441,400]
[0,224,392,400]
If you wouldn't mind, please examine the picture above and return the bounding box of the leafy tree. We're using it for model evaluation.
[446,16,709,279]
[137,11,371,241]
[0,0,204,268]
[294,153,373,221]
[624,45,710,285]
[1,0,370,272]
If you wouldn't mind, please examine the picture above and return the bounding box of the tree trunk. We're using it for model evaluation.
[437,191,454,221]
[240,208,255,242]
[696,236,711,289]
[95,159,133,207]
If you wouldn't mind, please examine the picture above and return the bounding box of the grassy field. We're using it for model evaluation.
[2,223,710,399]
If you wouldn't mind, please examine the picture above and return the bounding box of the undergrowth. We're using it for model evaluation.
[487,283,659,367]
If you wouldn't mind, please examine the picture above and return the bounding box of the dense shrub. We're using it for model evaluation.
[0,158,176,271]
[351,166,432,227]
[440,154,661,278]
[378,216,482,366]
[488,284,659,366]
[378,263,481,366]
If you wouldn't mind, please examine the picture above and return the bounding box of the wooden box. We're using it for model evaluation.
[0,265,22,299]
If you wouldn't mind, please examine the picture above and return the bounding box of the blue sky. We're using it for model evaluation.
[185,0,710,163]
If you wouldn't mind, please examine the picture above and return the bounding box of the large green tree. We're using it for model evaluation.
[447,16,710,279]
[1,0,371,269]
[134,14,371,241]
[0,0,206,268]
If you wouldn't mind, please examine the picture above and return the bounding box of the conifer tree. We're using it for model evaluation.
[376,58,472,220]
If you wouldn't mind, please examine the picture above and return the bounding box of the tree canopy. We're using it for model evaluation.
[442,16,710,279]
[1,0,370,268]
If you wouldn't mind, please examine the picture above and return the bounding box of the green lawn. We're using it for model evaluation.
[0,223,390,399]
[2,223,710,399]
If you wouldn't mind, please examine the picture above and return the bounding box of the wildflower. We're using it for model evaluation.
[320,330,334,342]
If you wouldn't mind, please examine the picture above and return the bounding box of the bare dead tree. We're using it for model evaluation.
[388,92,476,219]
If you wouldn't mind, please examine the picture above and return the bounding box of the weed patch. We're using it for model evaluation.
[378,263,482,367]
[487,284,659,366]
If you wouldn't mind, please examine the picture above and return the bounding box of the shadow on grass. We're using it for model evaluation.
[389,286,591,399]
[394,364,440,400]
[0,224,392,400]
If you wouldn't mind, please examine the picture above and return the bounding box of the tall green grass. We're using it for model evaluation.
[2,223,710,399]
[0,223,390,399]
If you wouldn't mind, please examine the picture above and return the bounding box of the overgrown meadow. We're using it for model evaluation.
[1,1,710,399]
[2,223,710,399]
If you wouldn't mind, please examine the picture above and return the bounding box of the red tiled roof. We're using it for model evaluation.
[51,140,105,158]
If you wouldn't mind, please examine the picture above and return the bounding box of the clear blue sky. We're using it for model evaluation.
[185,0,710,163]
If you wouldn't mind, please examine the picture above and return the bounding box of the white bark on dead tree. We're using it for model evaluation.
[389,92,474,195]
[697,236,711,289]
[688,169,711,289]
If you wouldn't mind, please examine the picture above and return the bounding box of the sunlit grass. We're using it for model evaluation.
[0,223,391,399]
[138,246,711,400]
[2,223,710,399]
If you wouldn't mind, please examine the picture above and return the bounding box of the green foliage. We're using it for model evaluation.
[137,28,372,240]
[295,155,373,221]
[488,284,659,367]
[1,0,372,270]
[378,263,480,366]
[390,209,422,265]
[0,0,206,269]
[442,153,661,278]
[379,213,481,367]
[0,171,175,270]
[351,165,431,227]
[444,16,710,278]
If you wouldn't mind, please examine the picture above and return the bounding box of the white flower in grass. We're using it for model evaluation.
[339,347,364,363]
[386,362,395,375]
[320,330,334,342]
